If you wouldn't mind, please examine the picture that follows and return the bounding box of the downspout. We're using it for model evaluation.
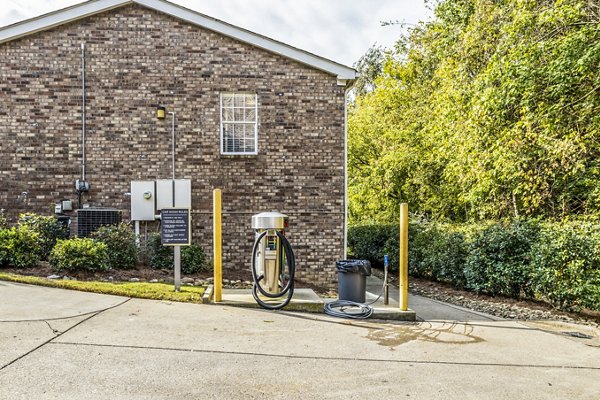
[81,42,86,182]
[344,85,351,259]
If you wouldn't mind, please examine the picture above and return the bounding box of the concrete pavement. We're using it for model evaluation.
[366,275,503,321]
[1,280,599,399]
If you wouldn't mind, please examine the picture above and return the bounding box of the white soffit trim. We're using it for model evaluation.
[0,0,129,43]
[0,0,356,80]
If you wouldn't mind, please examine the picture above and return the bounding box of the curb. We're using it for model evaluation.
[202,284,214,304]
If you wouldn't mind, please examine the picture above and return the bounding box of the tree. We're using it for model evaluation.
[349,0,599,224]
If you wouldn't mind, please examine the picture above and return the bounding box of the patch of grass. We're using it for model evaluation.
[0,272,205,303]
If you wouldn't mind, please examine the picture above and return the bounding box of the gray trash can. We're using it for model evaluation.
[336,260,372,303]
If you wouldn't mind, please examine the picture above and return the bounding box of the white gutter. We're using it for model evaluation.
[0,0,128,44]
[343,86,350,259]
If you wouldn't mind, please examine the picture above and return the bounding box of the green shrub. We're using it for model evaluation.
[91,223,138,269]
[0,209,7,229]
[18,213,66,260]
[413,223,470,287]
[348,222,467,284]
[348,219,600,311]
[347,224,398,269]
[0,226,42,268]
[147,232,208,274]
[531,221,600,311]
[49,238,109,272]
[464,220,539,298]
[181,243,208,274]
[0,229,10,266]
[148,233,172,269]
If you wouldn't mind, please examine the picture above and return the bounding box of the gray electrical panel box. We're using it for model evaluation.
[131,181,156,221]
[156,179,192,210]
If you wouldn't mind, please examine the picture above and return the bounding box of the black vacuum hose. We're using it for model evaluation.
[251,230,296,310]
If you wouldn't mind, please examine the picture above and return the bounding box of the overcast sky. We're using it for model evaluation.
[1,0,433,66]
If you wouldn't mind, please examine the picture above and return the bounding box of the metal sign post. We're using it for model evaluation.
[161,208,191,291]
[384,254,389,305]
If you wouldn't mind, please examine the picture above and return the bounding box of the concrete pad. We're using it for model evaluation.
[370,306,416,321]
[0,316,88,368]
[366,275,501,321]
[0,321,56,367]
[0,281,127,321]
[216,287,324,313]
[212,275,483,322]
[0,281,126,369]
[1,284,599,399]
[1,342,599,400]
[54,299,600,369]
[523,320,600,347]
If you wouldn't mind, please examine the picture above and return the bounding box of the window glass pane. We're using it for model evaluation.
[222,107,233,121]
[223,123,234,137]
[234,108,244,121]
[234,138,243,151]
[244,138,255,152]
[223,137,232,153]
[244,108,256,122]
[234,95,244,107]
[245,94,256,107]
[222,94,234,107]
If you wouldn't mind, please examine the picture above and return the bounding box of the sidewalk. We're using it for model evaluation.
[366,275,503,322]
[211,275,502,322]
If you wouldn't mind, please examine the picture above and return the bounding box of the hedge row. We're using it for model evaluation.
[348,220,600,311]
[0,214,210,274]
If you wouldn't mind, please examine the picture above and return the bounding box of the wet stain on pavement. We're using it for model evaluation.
[366,322,484,349]
[522,321,600,347]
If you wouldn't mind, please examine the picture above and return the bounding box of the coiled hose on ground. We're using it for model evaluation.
[324,263,386,319]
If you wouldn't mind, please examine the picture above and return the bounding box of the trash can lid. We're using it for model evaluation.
[335,259,371,276]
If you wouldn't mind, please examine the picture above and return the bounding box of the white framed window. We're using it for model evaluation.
[220,93,258,155]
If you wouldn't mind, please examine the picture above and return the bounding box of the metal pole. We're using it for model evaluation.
[399,203,409,311]
[383,254,389,305]
[174,245,181,291]
[170,112,175,180]
[170,111,175,207]
[134,220,140,246]
[81,42,86,181]
[213,189,223,302]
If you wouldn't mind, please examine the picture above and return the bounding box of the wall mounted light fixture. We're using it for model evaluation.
[156,105,166,119]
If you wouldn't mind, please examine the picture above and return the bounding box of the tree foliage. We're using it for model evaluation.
[349,0,599,223]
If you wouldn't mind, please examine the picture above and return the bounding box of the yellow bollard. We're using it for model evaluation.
[399,203,409,311]
[213,189,222,302]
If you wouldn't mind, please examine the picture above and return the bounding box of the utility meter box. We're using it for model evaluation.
[156,179,192,210]
[131,181,156,221]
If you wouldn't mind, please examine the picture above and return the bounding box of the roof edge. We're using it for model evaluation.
[0,0,131,44]
[0,0,356,80]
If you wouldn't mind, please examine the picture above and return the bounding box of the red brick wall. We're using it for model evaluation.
[0,4,346,287]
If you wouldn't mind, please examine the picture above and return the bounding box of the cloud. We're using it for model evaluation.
[1,0,432,66]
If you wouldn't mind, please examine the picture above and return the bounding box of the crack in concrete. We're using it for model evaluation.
[43,320,61,335]
[0,298,130,372]
[0,308,119,323]
[48,341,600,371]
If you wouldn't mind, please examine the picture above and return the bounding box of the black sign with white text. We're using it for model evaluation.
[161,208,191,246]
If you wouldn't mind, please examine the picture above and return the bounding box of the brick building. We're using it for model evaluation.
[0,0,355,287]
